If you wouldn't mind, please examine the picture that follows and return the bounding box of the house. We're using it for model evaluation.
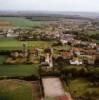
[72,47,83,56]
[71,40,81,46]
[40,48,53,70]
[70,57,83,65]
[81,54,96,65]
[7,29,19,37]
[61,51,73,59]
[59,34,75,45]
[45,53,53,68]
[80,41,89,47]
[87,55,96,65]
[88,43,97,49]
[96,46,99,52]
[83,50,96,55]
[60,39,68,45]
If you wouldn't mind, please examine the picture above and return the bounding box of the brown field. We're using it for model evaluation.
[31,81,41,100]
[0,21,11,26]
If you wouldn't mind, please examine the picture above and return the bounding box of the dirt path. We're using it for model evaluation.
[30,81,41,100]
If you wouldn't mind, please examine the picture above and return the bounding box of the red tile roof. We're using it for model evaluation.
[57,95,72,100]
[62,52,71,57]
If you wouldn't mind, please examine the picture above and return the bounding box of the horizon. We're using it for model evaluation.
[0,10,99,13]
[0,10,99,15]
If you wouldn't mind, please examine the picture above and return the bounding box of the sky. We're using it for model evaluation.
[0,0,99,12]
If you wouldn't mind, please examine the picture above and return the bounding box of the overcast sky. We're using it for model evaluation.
[0,0,99,12]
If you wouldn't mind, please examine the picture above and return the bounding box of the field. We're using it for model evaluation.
[63,78,99,98]
[0,37,71,78]
[0,17,44,27]
[0,55,39,78]
[61,64,99,99]
[0,80,33,100]
[0,38,40,99]
[0,64,39,78]
[0,38,53,78]
[0,55,6,64]
[0,37,54,50]
[0,21,11,26]
[0,37,71,51]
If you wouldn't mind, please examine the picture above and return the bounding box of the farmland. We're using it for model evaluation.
[0,17,44,27]
[0,80,33,100]
[0,64,39,78]
[0,37,71,51]
[0,55,39,78]
[0,37,54,50]
[63,78,99,98]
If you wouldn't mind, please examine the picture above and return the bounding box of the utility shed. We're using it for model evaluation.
[42,77,65,97]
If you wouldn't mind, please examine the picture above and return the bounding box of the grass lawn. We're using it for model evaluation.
[0,55,39,77]
[63,78,99,97]
[53,45,71,50]
[0,64,39,78]
[0,56,6,64]
[0,56,39,77]
[0,37,71,54]
[0,38,54,50]
[0,80,32,100]
[0,17,43,27]
[53,45,71,54]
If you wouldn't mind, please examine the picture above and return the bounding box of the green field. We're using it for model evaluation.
[0,80,32,100]
[0,55,39,77]
[0,37,71,78]
[0,17,44,27]
[63,78,99,98]
[0,56,6,64]
[0,38,54,50]
[0,64,39,78]
[0,37,71,52]
[0,38,46,78]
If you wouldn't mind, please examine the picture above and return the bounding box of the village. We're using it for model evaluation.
[0,18,99,66]
[0,17,99,100]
